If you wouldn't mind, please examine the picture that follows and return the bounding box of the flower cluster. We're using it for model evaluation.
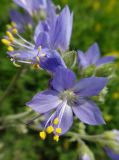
[1,0,116,148]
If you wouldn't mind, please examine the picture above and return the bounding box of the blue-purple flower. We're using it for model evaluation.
[104,147,119,160]
[34,6,73,52]
[13,0,47,16]
[10,10,33,33]
[8,47,66,73]
[78,43,115,69]
[26,67,107,141]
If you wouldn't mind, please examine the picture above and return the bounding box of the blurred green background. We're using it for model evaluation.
[0,0,119,159]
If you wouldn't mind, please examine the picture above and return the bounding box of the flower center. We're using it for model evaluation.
[60,90,76,105]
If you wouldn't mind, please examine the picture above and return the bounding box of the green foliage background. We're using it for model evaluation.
[0,0,119,159]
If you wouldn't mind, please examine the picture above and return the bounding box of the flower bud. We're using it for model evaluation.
[95,63,114,77]
[81,65,95,78]
[79,144,95,160]
[63,51,77,68]
[103,130,119,142]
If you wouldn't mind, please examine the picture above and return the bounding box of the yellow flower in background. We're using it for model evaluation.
[95,23,102,32]
[106,51,119,58]
[106,0,116,13]
[112,92,119,100]
[93,0,101,11]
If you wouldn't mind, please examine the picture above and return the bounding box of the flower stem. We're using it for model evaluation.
[67,132,104,143]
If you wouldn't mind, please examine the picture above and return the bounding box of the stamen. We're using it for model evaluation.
[56,128,62,134]
[53,135,59,142]
[16,33,34,47]
[1,39,11,46]
[7,46,14,52]
[53,118,59,125]
[58,101,67,128]
[38,46,42,51]
[33,63,40,69]
[39,131,46,140]
[11,22,16,28]
[40,53,46,57]
[46,126,54,134]
[36,56,40,61]
[13,61,21,68]
[14,39,34,50]
[6,24,12,30]
[12,28,18,35]
[6,31,14,42]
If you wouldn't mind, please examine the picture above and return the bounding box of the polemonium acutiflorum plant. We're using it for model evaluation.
[1,0,119,159]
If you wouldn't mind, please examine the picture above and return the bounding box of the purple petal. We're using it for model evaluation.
[96,56,115,66]
[73,77,108,97]
[35,32,49,49]
[57,103,73,134]
[10,10,33,33]
[51,6,73,52]
[26,90,62,114]
[104,147,119,160]
[86,43,100,65]
[7,50,37,62]
[51,67,76,92]
[14,0,46,15]
[39,50,66,73]
[73,100,105,125]
[77,50,89,68]
[34,21,49,42]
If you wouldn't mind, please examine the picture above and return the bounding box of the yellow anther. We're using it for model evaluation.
[38,46,42,51]
[53,118,59,125]
[6,24,12,30]
[1,39,11,46]
[36,56,40,61]
[7,46,14,52]
[56,128,62,134]
[6,31,14,42]
[12,28,18,34]
[53,135,59,142]
[39,131,46,140]
[33,63,40,69]
[13,61,21,68]
[46,126,54,134]
[11,22,16,28]
[41,53,46,57]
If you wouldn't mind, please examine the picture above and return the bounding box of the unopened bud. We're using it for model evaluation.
[95,63,115,77]
[79,144,95,160]
[81,65,95,78]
